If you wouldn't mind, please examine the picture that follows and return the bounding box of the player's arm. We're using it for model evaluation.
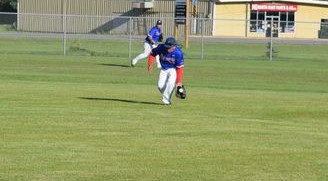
[146,28,156,45]
[146,35,155,45]
[175,53,186,99]
[176,62,186,99]
[175,53,184,86]
[176,66,183,86]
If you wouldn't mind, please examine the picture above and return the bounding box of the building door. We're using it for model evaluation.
[319,19,328,39]
[266,16,279,37]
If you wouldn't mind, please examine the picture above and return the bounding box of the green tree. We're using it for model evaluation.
[0,0,17,12]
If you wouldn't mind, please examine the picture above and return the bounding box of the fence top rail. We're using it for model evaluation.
[1,12,325,24]
[1,31,328,45]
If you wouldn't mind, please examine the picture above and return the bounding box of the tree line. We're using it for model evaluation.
[0,0,17,12]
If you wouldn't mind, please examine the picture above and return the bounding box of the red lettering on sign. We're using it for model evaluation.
[251,3,298,12]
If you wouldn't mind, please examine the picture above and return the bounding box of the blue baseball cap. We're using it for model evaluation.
[164,37,177,49]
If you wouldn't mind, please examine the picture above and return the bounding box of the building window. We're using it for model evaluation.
[250,11,265,32]
[286,12,295,32]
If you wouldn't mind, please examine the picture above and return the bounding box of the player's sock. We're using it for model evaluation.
[148,54,155,71]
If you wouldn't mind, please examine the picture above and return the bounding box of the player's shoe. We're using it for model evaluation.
[130,59,135,67]
[162,97,171,105]
[163,102,171,106]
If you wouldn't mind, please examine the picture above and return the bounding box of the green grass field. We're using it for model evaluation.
[1,39,328,180]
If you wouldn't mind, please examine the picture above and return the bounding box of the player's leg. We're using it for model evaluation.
[158,69,167,94]
[158,69,170,104]
[158,68,176,105]
[131,42,152,66]
[163,68,177,104]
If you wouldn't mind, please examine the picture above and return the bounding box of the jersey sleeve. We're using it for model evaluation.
[175,49,184,68]
[151,45,162,56]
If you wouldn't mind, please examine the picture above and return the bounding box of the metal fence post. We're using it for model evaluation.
[269,16,273,61]
[62,0,67,56]
[129,17,132,59]
[201,18,204,60]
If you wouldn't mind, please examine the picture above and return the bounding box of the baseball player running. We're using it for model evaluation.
[148,37,185,105]
[131,20,163,68]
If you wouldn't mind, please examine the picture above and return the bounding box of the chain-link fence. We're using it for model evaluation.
[1,12,328,61]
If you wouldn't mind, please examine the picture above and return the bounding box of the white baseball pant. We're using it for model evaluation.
[158,68,176,105]
[132,42,161,68]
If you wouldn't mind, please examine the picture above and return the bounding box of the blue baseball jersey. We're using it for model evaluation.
[152,45,184,70]
[146,26,162,43]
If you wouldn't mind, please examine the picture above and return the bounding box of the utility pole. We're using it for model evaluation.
[174,0,189,48]
[185,0,190,48]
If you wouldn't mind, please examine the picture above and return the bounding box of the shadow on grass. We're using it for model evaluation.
[100,63,131,68]
[79,97,162,105]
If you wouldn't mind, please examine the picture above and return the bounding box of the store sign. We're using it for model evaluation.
[175,0,186,24]
[251,3,298,12]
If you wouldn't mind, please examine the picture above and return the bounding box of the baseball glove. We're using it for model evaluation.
[158,33,163,42]
[176,85,186,99]
[145,36,154,45]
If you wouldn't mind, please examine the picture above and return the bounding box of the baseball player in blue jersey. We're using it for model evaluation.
[131,20,163,68]
[148,37,185,105]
